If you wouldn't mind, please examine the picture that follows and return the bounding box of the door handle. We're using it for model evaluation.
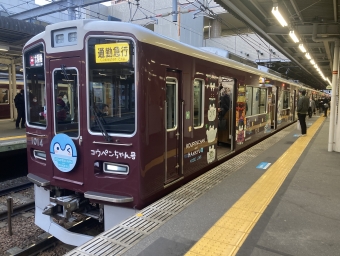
[79,136,82,146]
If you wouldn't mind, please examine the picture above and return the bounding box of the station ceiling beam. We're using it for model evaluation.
[9,0,108,20]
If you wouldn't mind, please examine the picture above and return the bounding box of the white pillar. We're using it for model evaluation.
[331,41,340,152]
[11,62,17,121]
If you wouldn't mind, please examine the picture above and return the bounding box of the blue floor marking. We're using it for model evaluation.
[256,162,271,169]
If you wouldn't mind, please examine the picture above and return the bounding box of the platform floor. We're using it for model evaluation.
[66,114,339,256]
[0,119,26,152]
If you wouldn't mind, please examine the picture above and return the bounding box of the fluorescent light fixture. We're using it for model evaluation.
[298,44,306,53]
[310,59,315,65]
[305,53,311,59]
[0,45,9,51]
[289,30,299,43]
[272,6,288,27]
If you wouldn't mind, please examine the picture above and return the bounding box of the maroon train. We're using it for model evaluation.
[24,20,319,245]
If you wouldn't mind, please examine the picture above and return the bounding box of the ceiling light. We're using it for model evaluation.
[298,44,306,53]
[327,78,331,85]
[271,5,288,27]
[310,59,315,65]
[0,45,9,51]
[305,53,311,59]
[289,30,299,43]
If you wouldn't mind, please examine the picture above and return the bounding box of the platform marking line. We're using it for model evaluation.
[185,117,324,256]
[0,135,26,141]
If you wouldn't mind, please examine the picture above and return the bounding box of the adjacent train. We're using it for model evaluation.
[24,19,322,246]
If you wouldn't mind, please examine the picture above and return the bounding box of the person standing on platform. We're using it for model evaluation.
[308,98,316,118]
[14,89,26,129]
[297,89,309,136]
[323,98,329,117]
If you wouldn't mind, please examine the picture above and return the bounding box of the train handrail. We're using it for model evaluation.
[93,141,132,146]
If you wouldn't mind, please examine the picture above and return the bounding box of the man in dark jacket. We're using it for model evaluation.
[14,89,26,129]
[297,89,309,136]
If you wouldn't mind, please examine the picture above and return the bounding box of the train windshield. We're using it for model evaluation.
[87,37,135,135]
[24,44,46,127]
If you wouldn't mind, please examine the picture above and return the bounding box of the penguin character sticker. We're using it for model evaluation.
[50,134,77,172]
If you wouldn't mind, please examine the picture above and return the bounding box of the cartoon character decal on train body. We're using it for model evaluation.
[205,79,218,163]
[50,134,77,172]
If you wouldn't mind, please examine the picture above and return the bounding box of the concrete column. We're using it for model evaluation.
[67,0,76,20]
[8,64,14,120]
[331,41,340,152]
[11,62,17,121]
[211,19,221,38]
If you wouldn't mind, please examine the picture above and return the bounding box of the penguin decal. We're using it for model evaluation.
[50,134,77,172]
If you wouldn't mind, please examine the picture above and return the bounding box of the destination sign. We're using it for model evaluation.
[95,42,130,63]
[29,53,43,67]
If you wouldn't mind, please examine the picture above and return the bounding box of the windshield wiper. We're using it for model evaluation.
[91,106,112,142]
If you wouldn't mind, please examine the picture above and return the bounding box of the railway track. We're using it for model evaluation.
[0,181,34,221]
[0,181,33,197]
[11,218,98,256]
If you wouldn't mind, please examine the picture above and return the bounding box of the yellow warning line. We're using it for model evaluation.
[185,117,325,256]
[0,135,26,141]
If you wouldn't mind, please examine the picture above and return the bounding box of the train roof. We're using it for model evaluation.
[24,19,316,91]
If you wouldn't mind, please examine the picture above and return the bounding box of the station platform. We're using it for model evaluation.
[0,119,26,152]
[66,114,339,256]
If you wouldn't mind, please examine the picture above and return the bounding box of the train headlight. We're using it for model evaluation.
[33,150,46,161]
[103,162,129,175]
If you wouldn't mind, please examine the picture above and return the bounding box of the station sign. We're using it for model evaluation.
[326,85,332,89]
[95,42,130,63]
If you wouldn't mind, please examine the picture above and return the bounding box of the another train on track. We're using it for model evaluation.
[24,19,322,245]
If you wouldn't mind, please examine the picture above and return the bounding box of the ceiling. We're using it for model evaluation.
[0,0,337,89]
[210,0,338,90]
[0,16,45,75]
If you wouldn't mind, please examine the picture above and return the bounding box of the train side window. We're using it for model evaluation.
[166,77,177,130]
[193,79,204,128]
[23,44,47,128]
[53,68,79,137]
[246,86,253,116]
[252,88,259,115]
[259,88,267,114]
[282,90,290,109]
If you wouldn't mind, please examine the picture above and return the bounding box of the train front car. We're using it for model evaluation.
[25,20,140,246]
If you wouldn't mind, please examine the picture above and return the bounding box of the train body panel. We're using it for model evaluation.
[23,20,322,245]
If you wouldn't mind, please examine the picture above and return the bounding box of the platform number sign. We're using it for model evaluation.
[31,137,43,147]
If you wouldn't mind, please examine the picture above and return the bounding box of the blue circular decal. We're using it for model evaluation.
[50,134,77,172]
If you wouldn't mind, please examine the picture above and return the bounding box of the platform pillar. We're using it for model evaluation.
[330,41,340,152]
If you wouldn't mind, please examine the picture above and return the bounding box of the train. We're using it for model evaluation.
[24,19,323,246]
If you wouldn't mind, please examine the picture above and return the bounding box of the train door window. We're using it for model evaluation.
[282,90,290,109]
[53,68,79,137]
[23,44,47,128]
[252,88,259,115]
[193,79,204,128]
[88,37,136,135]
[259,88,267,114]
[166,77,177,130]
[246,86,253,116]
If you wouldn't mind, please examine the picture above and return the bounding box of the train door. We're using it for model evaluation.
[164,70,182,184]
[49,58,84,185]
[217,77,234,154]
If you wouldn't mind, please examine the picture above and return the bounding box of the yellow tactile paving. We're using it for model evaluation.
[186,117,324,256]
[0,135,26,141]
